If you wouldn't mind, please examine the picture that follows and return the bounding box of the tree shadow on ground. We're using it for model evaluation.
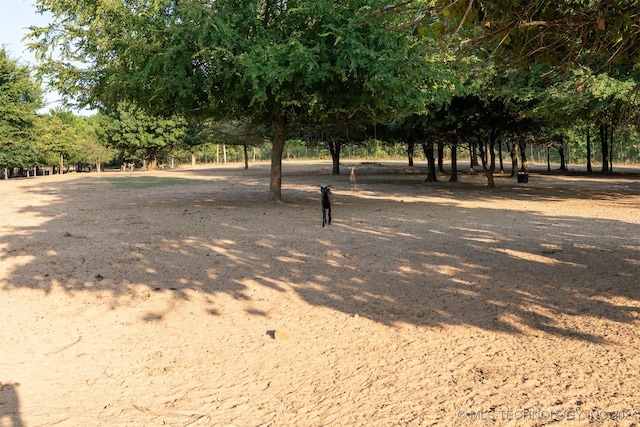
[0,383,24,427]
[1,163,639,344]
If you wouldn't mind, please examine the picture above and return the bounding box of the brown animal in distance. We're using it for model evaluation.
[350,167,357,190]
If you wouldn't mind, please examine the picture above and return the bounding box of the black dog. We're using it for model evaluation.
[320,185,333,227]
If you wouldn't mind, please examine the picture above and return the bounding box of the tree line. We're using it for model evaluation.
[3,1,640,192]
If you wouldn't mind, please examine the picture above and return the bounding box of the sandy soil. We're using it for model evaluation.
[1,160,640,427]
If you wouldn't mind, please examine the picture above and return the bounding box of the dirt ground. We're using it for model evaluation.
[1,160,640,426]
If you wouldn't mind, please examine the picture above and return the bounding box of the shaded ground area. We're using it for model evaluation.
[1,161,640,426]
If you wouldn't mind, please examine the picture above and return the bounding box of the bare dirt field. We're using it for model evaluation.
[1,160,640,426]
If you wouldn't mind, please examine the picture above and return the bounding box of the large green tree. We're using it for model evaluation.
[0,49,43,178]
[29,0,425,201]
[75,114,117,172]
[104,103,186,170]
[36,110,82,174]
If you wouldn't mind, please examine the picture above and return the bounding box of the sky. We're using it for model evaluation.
[1,0,64,112]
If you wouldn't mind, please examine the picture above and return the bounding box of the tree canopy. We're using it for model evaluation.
[0,49,43,174]
[408,0,640,70]
[103,103,187,170]
[29,0,430,200]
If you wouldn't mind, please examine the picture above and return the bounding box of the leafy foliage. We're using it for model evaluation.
[29,0,434,198]
[103,103,186,169]
[0,49,43,170]
[29,0,424,120]
[413,0,640,70]
[13,0,640,184]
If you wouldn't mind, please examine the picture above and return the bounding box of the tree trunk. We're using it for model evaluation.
[191,152,197,169]
[600,124,609,172]
[478,131,497,189]
[481,141,488,165]
[269,115,286,202]
[3,168,8,180]
[609,125,614,172]
[586,127,592,173]
[243,144,249,169]
[437,141,444,173]
[59,152,64,175]
[328,139,341,175]
[449,139,458,182]
[518,141,528,172]
[558,137,567,171]
[488,142,496,189]
[498,137,504,173]
[547,148,551,171]
[147,149,158,170]
[469,142,479,170]
[422,141,438,182]
[408,142,414,166]
[509,141,518,177]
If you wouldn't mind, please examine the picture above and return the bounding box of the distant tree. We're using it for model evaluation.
[35,110,81,174]
[202,119,269,170]
[298,121,373,175]
[532,66,640,172]
[0,49,43,178]
[104,103,186,170]
[78,114,117,171]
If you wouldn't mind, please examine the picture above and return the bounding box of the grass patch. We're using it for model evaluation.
[104,176,207,189]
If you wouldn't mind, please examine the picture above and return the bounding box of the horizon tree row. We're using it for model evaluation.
[5,0,640,186]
